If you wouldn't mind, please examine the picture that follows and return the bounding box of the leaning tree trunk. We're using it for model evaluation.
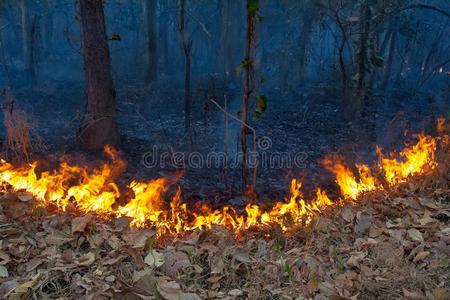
[240,0,257,192]
[77,0,120,150]
[178,0,192,133]
[143,0,157,82]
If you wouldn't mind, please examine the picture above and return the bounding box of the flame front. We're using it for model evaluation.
[0,127,445,236]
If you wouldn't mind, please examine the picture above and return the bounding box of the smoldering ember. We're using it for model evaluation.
[0,1,448,300]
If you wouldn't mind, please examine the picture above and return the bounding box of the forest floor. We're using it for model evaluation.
[0,161,448,299]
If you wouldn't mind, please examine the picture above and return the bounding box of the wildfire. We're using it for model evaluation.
[0,122,446,236]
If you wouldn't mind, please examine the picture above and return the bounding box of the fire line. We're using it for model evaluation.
[0,121,447,236]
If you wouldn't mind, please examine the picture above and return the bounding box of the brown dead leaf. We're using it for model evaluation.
[432,288,450,300]
[44,231,74,246]
[228,289,243,296]
[5,202,28,219]
[17,194,33,202]
[346,252,366,268]
[77,252,95,266]
[25,258,43,272]
[210,255,224,274]
[407,228,424,242]
[180,292,201,300]
[412,251,430,263]
[341,205,355,222]
[144,249,165,268]
[71,214,93,234]
[418,197,438,210]
[402,287,422,299]
[156,278,181,300]
[354,214,372,236]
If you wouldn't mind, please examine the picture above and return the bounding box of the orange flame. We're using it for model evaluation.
[322,156,377,200]
[0,124,445,236]
[377,134,437,185]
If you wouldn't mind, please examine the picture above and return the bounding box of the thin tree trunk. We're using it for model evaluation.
[158,0,169,75]
[143,0,157,82]
[382,32,396,89]
[41,0,53,58]
[240,0,257,192]
[354,0,371,119]
[179,0,192,133]
[298,9,316,84]
[77,0,120,150]
[20,0,34,81]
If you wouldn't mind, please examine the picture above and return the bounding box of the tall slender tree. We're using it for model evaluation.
[77,0,120,150]
[240,0,257,191]
[20,0,35,81]
[178,0,192,133]
[143,0,157,82]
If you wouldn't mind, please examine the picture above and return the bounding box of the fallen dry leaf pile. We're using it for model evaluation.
[0,170,448,300]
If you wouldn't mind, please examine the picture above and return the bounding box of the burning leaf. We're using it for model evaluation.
[407,228,424,242]
[145,250,165,268]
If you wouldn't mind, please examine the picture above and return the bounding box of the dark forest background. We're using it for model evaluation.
[0,0,449,195]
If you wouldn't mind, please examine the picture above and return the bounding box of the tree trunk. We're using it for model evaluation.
[143,0,157,82]
[77,0,120,150]
[179,0,192,133]
[20,0,34,81]
[298,9,316,85]
[41,0,53,58]
[353,0,371,120]
[382,32,396,89]
[158,0,169,74]
[240,0,257,191]
[218,0,233,80]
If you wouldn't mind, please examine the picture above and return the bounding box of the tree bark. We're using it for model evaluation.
[240,0,257,191]
[298,9,316,85]
[143,0,157,82]
[77,0,120,150]
[158,0,169,74]
[353,0,371,120]
[20,0,35,81]
[179,0,192,133]
[41,0,53,58]
[382,32,396,89]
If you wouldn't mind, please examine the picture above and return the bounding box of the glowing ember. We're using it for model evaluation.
[0,126,446,236]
